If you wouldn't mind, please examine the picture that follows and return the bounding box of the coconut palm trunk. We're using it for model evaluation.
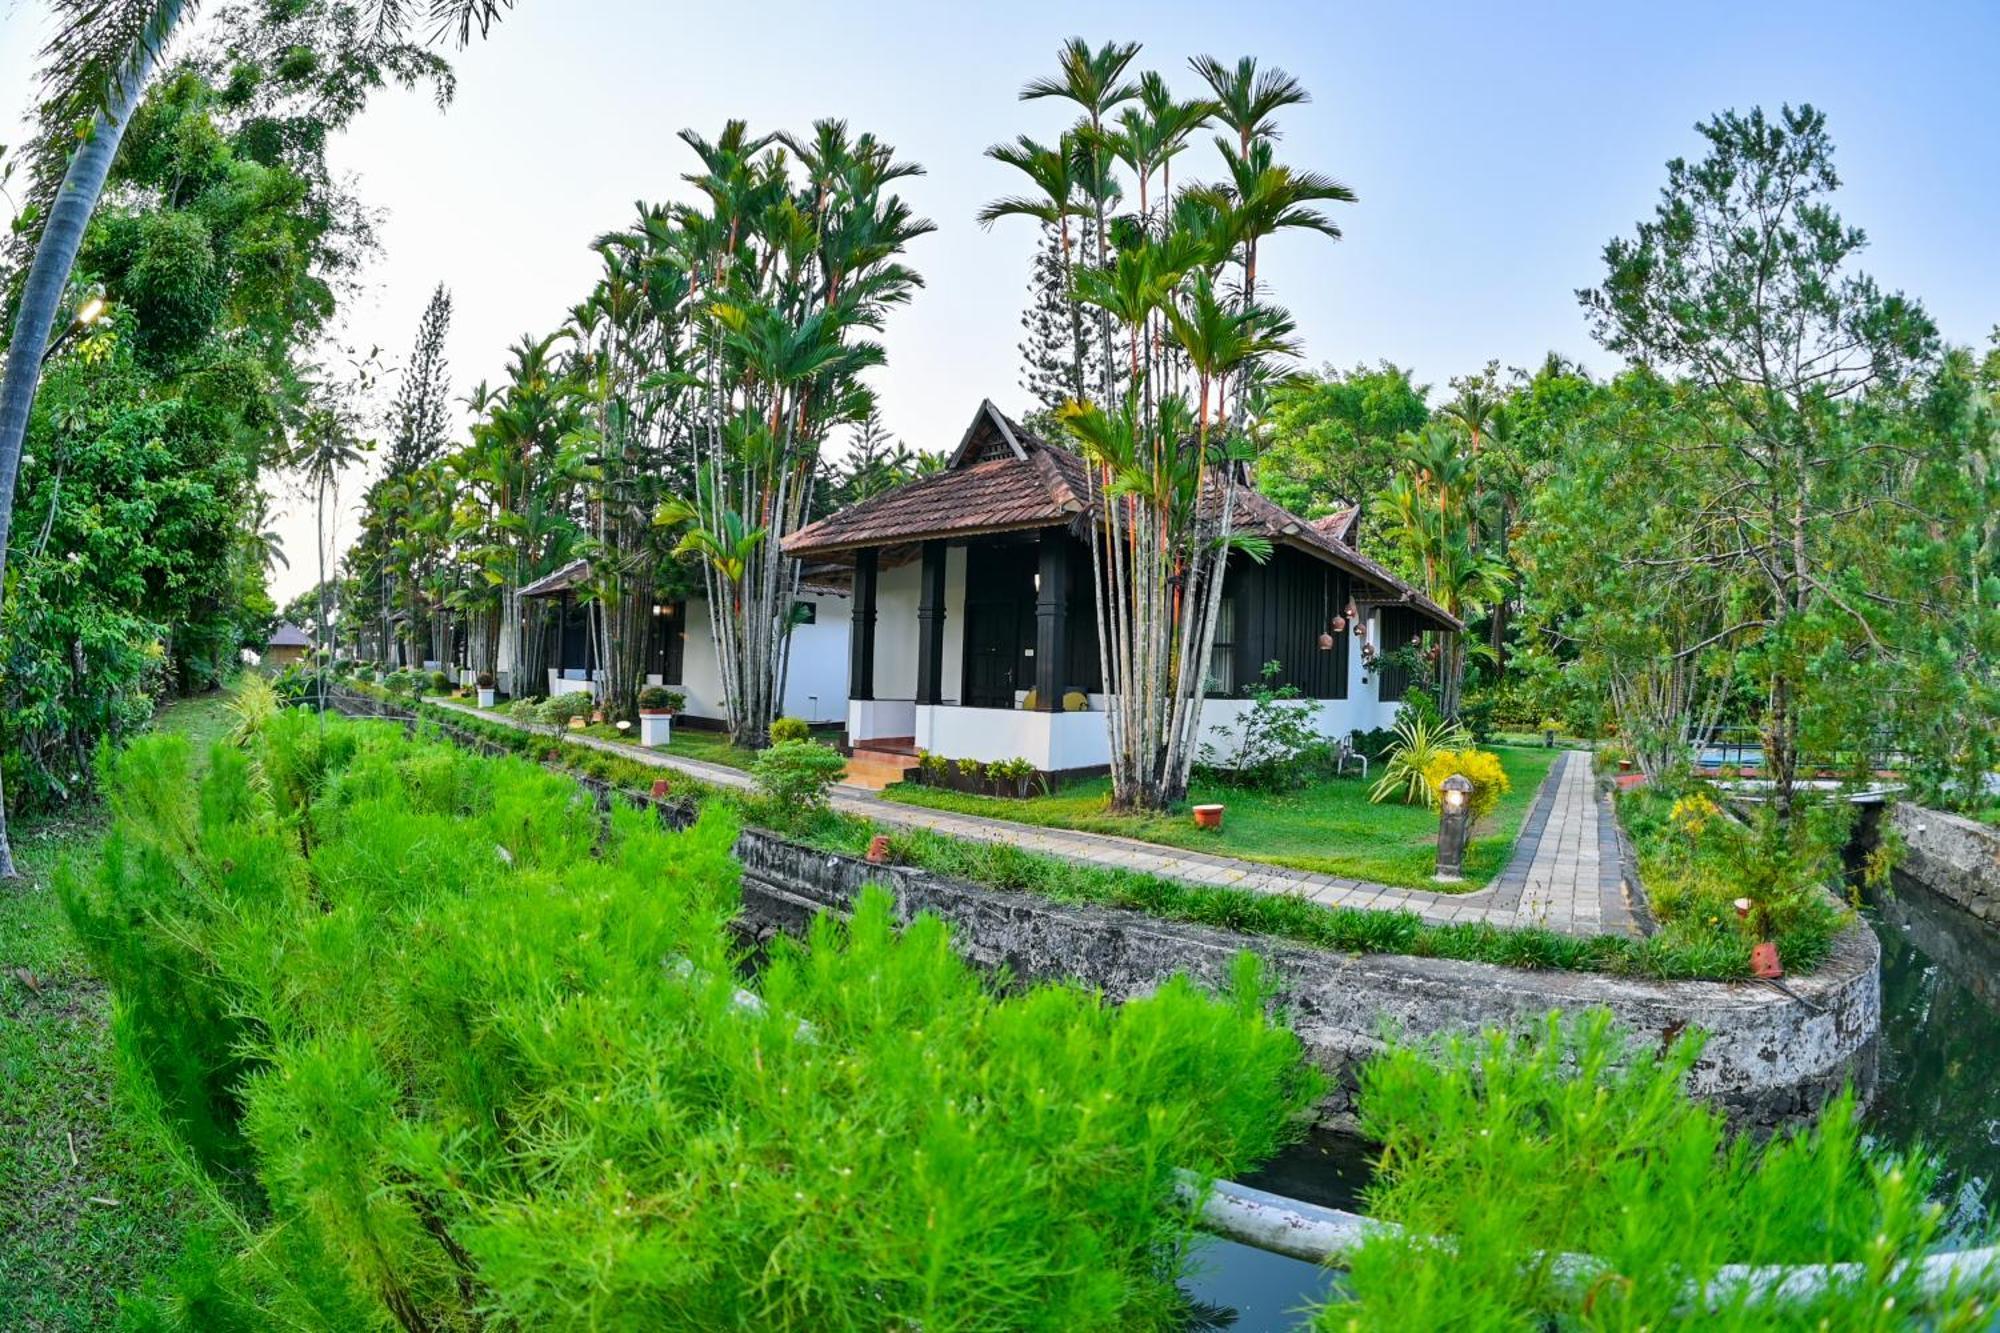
[0,4,183,874]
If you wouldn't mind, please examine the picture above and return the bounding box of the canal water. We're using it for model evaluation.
[1180,868,2000,1328]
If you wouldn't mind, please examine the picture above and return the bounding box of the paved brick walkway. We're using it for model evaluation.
[427,699,1637,937]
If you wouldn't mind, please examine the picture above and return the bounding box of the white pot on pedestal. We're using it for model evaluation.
[639,712,673,748]
[477,688,497,708]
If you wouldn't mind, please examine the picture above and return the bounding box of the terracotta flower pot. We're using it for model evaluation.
[567,717,586,730]
[1193,803,1225,831]
[866,834,893,865]
[650,778,672,798]
[1751,941,1783,979]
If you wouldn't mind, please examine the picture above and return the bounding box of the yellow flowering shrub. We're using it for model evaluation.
[1421,748,1511,822]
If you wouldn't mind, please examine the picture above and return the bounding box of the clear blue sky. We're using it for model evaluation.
[5,1,1999,599]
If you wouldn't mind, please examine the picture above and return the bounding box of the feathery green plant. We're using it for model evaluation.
[1319,1011,1989,1329]
[73,711,1321,1328]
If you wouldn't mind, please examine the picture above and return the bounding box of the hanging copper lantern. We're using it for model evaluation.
[1329,615,1347,634]
[1317,631,1334,650]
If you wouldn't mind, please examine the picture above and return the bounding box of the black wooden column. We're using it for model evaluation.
[848,547,878,701]
[915,540,947,705]
[1034,529,1070,711]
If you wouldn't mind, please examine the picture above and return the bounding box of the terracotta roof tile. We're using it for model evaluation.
[785,400,1459,632]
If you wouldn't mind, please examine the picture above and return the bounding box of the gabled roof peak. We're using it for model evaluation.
[948,399,1033,469]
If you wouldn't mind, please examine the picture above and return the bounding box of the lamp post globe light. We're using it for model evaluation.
[1435,772,1474,883]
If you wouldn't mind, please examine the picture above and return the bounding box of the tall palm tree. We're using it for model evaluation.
[292,386,369,721]
[0,0,514,875]
[1021,38,1141,404]
[1190,54,1311,155]
[981,134,1088,401]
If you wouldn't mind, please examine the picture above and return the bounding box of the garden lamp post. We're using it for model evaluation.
[40,293,106,365]
[1435,773,1473,882]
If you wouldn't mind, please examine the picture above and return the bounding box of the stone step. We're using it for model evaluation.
[841,763,916,792]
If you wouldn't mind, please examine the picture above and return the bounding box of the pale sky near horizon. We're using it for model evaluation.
[4,1,1998,604]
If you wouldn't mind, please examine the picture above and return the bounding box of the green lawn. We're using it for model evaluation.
[880,744,1562,891]
[574,722,763,771]
[0,690,236,1330]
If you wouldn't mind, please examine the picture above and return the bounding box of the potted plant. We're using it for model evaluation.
[476,672,497,709]
[1193,803,1225,830]
[637,686,683,748]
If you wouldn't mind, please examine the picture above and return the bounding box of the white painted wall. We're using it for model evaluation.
[868,549,965,705]
[859,556,1414,771]
[850,698,917,743]
[915,705,1112,771]
[653,591,850,725]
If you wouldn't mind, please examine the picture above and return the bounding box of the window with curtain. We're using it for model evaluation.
[1206,596,1236,696]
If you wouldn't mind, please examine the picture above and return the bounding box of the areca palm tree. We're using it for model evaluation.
[1021,38,1141,406]
[1190,54,1311,155]
[292,385,370,719]
[0,0,513,874]
[981,134,1089,402]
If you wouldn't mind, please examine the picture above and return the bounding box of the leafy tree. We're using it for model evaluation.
[387,282,454,474]
[1255,362,1430,529]
[0,0,512,872]
[1579,104,1955,820]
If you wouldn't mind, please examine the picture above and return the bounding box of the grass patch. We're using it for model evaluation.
[0,689,237,1331]
[1618,784,1851,978]
[577,721,760,770]
[780,806,1776,981]
[371,691,1813,981]
[880,744,1561,891]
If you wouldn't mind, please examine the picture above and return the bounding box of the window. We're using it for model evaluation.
[792,599,817,626]
[1206,596,1236,696]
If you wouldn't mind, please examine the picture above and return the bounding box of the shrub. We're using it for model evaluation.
[1420,747,1510,823]
[637,685,685,713]
[1348,726,1397,764]
[751,739,849,816]
[992,756,1037,792]
[919,751,950,782]
[1318,1011,1966,1328]
[1370,712,1471,807]
[768,715,809,743]
[1456,696,1498,746]
[1199,660,1325,790]
[429,669,451,694]
[545,692,594,724]
[78,718,1320,1329]
[955,756,986,782]
[475,671,495,690]
[1619,786,1849,977]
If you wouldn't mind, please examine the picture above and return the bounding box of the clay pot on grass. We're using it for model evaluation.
[866,834,893,864]
[1193,803,1225,831]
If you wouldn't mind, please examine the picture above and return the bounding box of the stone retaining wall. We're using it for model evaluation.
[1890,803,2000,923]
[735,832,1881,1132]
